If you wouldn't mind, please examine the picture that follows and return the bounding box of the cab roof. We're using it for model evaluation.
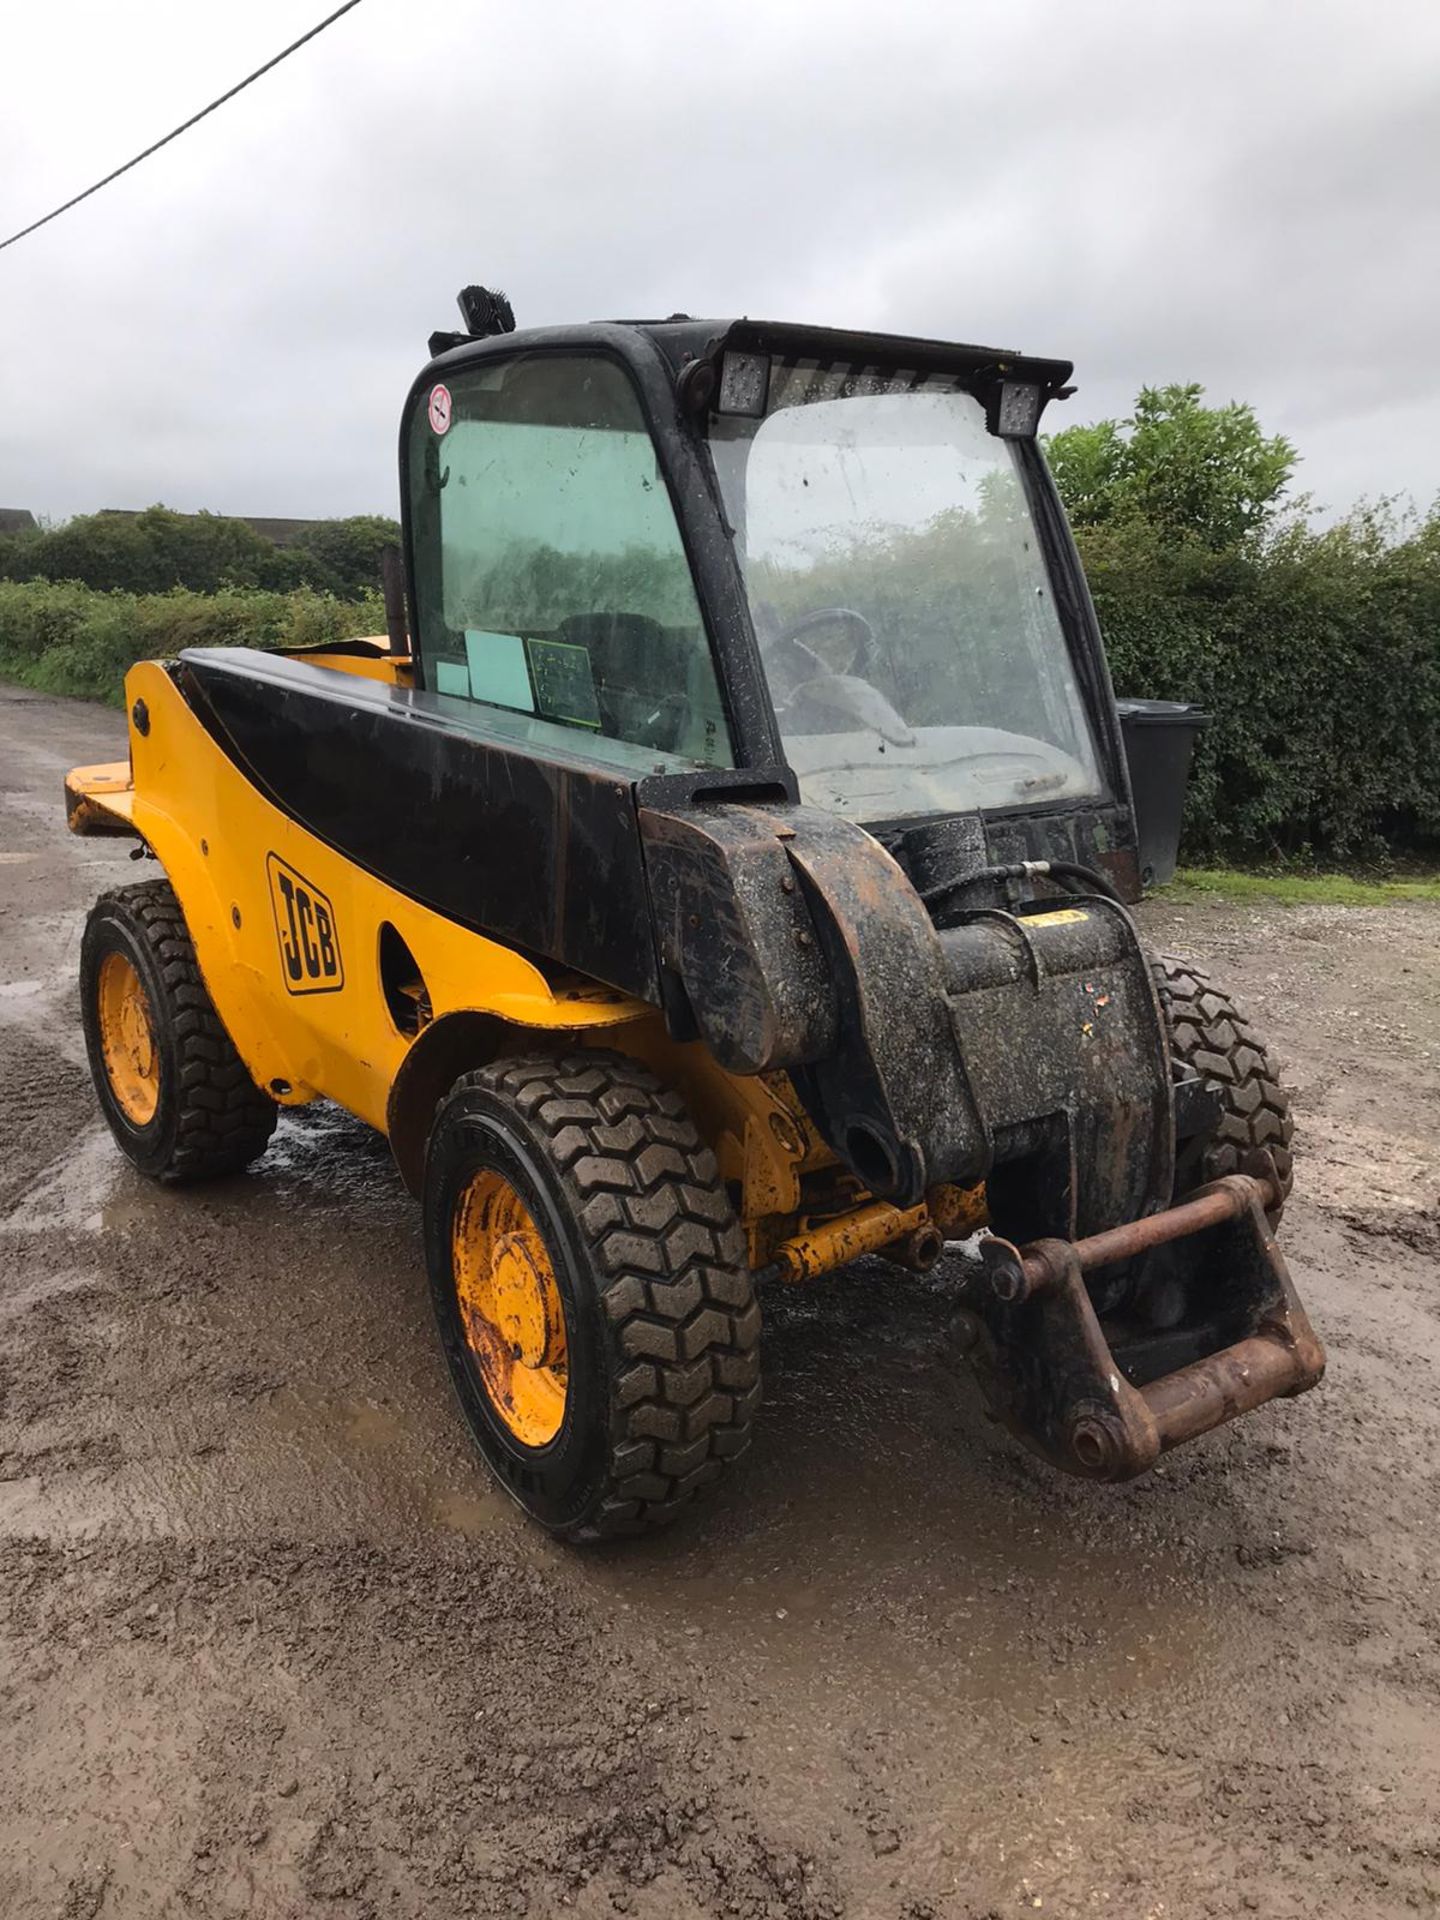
[419,315,1074,399]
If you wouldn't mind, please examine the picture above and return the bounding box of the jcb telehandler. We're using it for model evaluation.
[66,291,1322,1538]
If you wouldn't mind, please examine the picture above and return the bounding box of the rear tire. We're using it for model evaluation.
[1151,954,1294,1204]
[80,880,277,1182]
[423,1051,760,1541]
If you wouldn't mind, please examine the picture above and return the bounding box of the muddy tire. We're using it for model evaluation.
[423,1051,760,1541]
[80,879,278,1183]
[1151,953,1294,1204]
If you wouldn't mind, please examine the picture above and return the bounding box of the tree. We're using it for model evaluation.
[1045,384,1297,549]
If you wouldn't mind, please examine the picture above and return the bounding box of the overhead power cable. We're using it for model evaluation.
[0,0,365,254]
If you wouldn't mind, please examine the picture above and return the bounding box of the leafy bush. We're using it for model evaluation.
[0,506,401,600]
[1046,385,1440,863]
[284,515,406,598]
[0,582,384,705]
[1079,505,1440,861]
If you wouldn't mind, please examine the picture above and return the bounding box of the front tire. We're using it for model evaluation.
[424,1052,761,1541]
[1152,954,1295,1204]
[80,880,277,1182]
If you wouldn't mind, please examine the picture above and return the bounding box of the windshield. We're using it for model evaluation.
[707,359,1102,821]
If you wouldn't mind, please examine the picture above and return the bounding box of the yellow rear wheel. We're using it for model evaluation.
[451,1169,569,1447]
[81,880,277,1182]
[95,951,161,1127]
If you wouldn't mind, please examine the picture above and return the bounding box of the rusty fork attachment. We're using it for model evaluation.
[957,1156,1326,1480]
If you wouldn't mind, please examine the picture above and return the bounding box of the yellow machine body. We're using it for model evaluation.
[69,647,979,1273]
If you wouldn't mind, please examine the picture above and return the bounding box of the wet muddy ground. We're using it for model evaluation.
[2,682,1439,1919]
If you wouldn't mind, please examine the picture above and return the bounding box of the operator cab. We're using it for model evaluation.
[401,301,1137,900]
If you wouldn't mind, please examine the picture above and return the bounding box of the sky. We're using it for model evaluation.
[2,0,1438,527]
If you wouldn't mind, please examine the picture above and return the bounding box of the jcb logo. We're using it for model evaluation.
[267,855,344,995]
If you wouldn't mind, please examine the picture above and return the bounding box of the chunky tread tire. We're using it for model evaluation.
[1152,953,1294,1203]
[81,879,277,1182]
[425,1051,760,1541]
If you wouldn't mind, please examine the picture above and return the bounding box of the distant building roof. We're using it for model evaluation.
[0,508,37,534]
[234,517,328,547]
[97,510,326,547]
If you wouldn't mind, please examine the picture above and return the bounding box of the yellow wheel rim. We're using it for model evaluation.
[96,951,160,1127]
[451,1170,569,1447]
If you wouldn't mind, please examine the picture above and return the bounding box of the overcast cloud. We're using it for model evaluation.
[3,0,1438,525]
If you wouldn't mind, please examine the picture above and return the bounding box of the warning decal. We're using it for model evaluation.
[428,383,452,434]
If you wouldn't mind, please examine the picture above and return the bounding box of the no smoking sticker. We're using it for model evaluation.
[428,383,452,434]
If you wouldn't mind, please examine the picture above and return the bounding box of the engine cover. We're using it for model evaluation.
[940,901,1174,1240]
[639,798,1173,1222]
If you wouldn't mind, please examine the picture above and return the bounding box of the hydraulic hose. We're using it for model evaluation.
[921,858,1125,909]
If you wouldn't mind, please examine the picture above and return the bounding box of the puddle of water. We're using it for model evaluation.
[0,1120,183,1239]
[252,1383,411,1456]
[429,1484,511,1538]
[256,1108,414,1219]
[1,1108,402,1241]
[89,1371,525,1552]
[0,977,62,1035]
[0,1387,518,1551]
[0,931,91,1067]
[606,1516,1221,1714]
[0,1262,105,1324]
[1,1124,118,1234]
[571,1262,1236,1726]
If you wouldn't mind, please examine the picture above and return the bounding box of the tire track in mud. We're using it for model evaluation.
[0,1031,98,1216]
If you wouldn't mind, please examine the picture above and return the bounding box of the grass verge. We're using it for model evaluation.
[1168,867,1440,907]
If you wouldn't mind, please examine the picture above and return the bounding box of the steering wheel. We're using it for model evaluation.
[758,605,914,745]
[772,606,876,678]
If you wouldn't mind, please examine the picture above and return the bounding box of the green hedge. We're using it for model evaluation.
[4,505,1439,866]
[1081,507,1440,862]
[0,506,401,600]
[0,581,385,705]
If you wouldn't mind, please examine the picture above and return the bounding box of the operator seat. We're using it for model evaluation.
[557,611,690,754]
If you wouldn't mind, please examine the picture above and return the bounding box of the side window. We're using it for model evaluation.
[407,353,733,772]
